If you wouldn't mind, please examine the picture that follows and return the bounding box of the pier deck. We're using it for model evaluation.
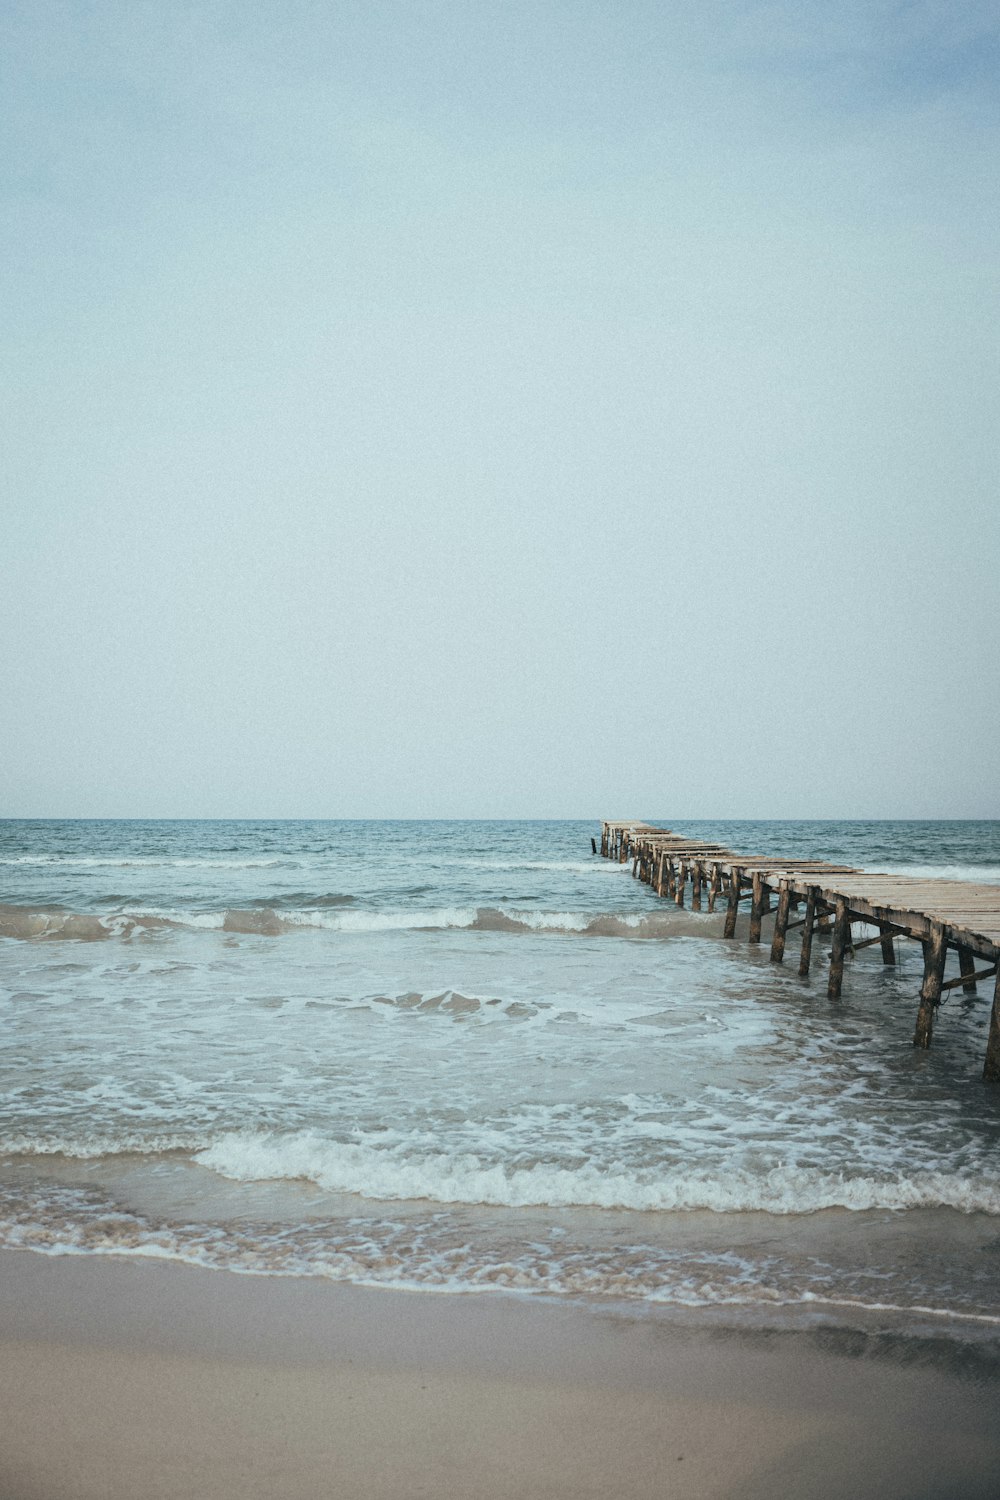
[600,822,1000,1081]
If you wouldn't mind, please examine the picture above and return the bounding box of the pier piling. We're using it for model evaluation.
[599,820,1000,1079]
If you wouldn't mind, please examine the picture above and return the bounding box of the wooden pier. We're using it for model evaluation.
[600,822,1000,1082]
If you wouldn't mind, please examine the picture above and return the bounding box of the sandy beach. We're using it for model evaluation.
[0,1248,997,1500]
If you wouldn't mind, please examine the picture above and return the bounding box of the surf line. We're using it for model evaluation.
[600,821,1000,1082]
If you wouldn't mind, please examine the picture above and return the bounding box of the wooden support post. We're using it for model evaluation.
[770,882,791,964]
[799,887,817,977]
[958,947,977,996]
[828,898,850,999]
[985,969,1000,1082]
[913,922,948,1049]
[817,911,831,934]
[724,868,743,939]
[691,862,703,911]
[748,872,766,944]
[880,930,896,965]
[707,864,721,913]
[675,861,687,908]
[654,851,664,897]
[666,858,676,899]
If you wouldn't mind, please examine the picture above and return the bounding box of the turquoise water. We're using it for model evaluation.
[1,819,999,1341]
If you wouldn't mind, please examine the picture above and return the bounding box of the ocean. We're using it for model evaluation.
[2,818,999,1345]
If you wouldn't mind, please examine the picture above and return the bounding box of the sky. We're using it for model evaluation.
[2,0,998,818]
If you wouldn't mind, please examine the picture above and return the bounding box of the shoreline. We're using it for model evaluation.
[2,1248,999,1498]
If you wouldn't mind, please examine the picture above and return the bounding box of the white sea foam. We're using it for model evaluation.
[0,903,690,941]
[195,1130,1000,1215]
[4,818,1000,1333]
[864,863,1000,884]
[440,858,631,874]
[0,856,292,868]
[3,1182,999,1332]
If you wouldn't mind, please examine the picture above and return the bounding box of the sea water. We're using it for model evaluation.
[2,819,999,1343]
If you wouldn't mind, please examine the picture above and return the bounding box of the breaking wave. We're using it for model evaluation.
[195,1130,1000,1215]
[0,903,706,942]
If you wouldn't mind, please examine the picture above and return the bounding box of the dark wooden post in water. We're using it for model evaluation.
[828,897,851,999]
[691,862,703,911]
[914,923,948,1049]
[748,872,767,944]
[985,970,1000,1081]
[798,887,818,977]
[958,948,978,996]
[707,864,721,913]
[770,881,792,964]
[724,868,743,939]
[880,931,896,965]
[675,861,687,908]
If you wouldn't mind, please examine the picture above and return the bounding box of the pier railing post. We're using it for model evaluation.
[913,923,948,1049]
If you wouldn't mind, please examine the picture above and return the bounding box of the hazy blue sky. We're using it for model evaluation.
[3,1,998,817]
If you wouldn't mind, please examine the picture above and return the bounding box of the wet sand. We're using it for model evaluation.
[0,1248,998,1499]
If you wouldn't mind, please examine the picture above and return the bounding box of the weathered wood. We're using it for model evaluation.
[958,947,977,996]
[748,872,767,945]
[770,882,792,964]
[600,819,1000,1075]
[851,928,899,953]
[724,868,743,939]
[828,898,850,999]
[941,962,997,992]
[913,923,948,1049]
[798,887,817,976]
[985,970,1000,1082]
